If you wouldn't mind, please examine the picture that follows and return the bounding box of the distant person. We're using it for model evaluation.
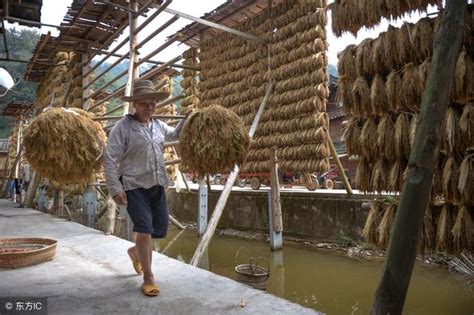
[104,79,188,297]
[14,177,21,203]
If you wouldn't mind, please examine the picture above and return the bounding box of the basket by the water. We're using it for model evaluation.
[235,263,270,290]
[0,238,57,269]
[234,248,270,290]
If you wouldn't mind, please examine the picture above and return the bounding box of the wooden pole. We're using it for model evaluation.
[190,82,274,267]
[371,1,466,314]
[82,49,92,110]
[24,172,40,208]
[327,135,353,194]
[123,0,139,115]
[169,214,186,230]
[270,150,282,233]
[197,179,208,236]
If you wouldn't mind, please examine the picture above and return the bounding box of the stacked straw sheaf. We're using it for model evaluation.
[150,74,178,181]
[179,105,250,176]
[199,0,330,174]
[342,8,474,253]
[180,47,200,115]
[23,108,106,187]
[36,52,86,112]
[331,0,439,36]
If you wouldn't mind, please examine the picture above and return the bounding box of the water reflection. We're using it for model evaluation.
[154,227,474,314]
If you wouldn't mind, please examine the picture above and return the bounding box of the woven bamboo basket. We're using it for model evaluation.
[0,238,57,269]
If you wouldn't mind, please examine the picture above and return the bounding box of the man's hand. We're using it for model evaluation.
[113,192,128,206]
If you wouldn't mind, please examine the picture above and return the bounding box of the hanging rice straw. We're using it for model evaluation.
[451,205,473,254]
[23,108,106,185]
[377,114,396,161]
[179,104,249,176]
[394,112,411,160]
[442,156,461,204]
[362,200,383,245]
[370,74,388,115]
[377,203,397,249]
[351,76,371,116]
[436,204,454,252]
[458,153,474,204]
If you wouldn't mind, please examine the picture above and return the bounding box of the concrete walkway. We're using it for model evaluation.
[0,200,319,315]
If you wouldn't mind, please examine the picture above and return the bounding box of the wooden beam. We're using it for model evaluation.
[327,135,353,194]
[371,1,467,314]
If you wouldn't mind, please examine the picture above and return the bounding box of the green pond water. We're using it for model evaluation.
[154,227,474,314]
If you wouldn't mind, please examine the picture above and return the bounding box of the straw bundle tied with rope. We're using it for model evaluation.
[394,112,411,160]
[179,105,249,176]
[452,205,474,253]
[371,159,388,193]
[352,76,371,117]
[356,158,372,193]
[23,108,106,186]
[441,106,462,154]
[437,204,455,252]
[442,156,461,204]
[331,0,438,37]
[360,116,378,160]
[388,159,407,192]
[342,118,363,156]
[370,74,389,115]
[454,49,474,103]
[377,114,396,161]
[458,152,474,205]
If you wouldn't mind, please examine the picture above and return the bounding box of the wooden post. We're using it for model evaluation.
[57,190,64,217]
[24,172,40,208]
[327,136,353,194]
[169,214,185,230]
[37,185,47,212]
[197,179,208,236]
[269,150,283,250]
[123,0,139,115]
[83,185,97,227]
[82,49,92,110]
[190,83,274,266]
[371,1,466,314]
[104,194,117,235]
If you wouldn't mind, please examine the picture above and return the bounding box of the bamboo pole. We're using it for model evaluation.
[135,15,179,50]
[270,150,282,233]
[371,1,466,314]
[327,135,353,194]
[169,214,185,230]
[190,82,273,267]
[24,172,40,209]
[123,0,139,115]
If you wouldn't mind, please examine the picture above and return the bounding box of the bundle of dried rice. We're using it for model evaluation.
[388,159,407,192]
[360,116,378,160]
[383,25,400,70]
[371,36,385,73]
[417,58,431,100]
[394,112,411,159]
[337,45,357,79]
[460,102,474,143]
[370,74,389,115]
[342,118,363,156]
[23,108,106,185]
[441,106,461,154]
[386,70,402,110]
[397,22,414,66]
[442,156,461,204]
[451,205,473,253]
[454,49,474,103]
[458,153,474,205]
[436,204,454,252]
[377,203,397,248]
[179,105,249,175]
[401,63,419,109]
[371,159,388,193]
[377,114,397,161]
[351,76,371,116]
[362,200,383,245]
[356,39,373,77]
[411,17,434,62]
[356,158,372,193]
[339,76,354,115]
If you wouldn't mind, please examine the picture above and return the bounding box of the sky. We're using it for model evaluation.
[7,0,437,66]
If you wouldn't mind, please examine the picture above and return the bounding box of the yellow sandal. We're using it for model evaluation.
[128,251,143,275]
[141,283,160,297]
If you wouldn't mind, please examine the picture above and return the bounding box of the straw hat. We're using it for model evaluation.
[121,79,170,101]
